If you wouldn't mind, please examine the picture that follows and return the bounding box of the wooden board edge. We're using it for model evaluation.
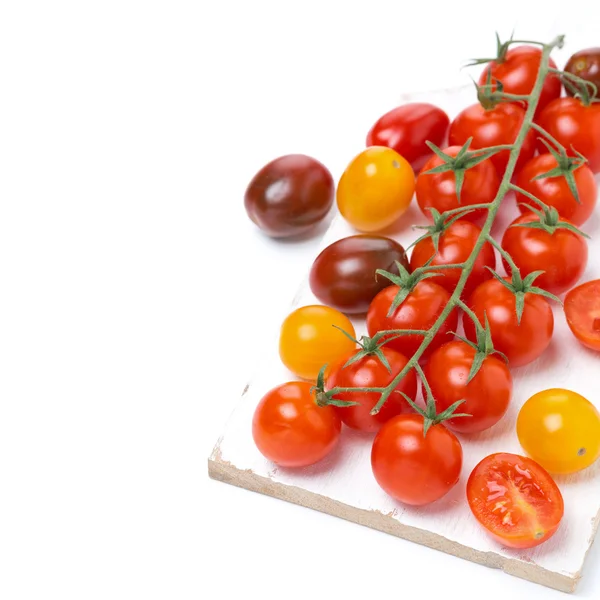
[208,455,579,594]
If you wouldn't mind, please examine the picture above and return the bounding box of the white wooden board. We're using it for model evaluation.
[208,85,600,593]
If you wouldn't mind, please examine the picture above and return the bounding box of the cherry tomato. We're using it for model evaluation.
[467,453,564,549]
[449,103,536,177]
[564,48,600,97]
[565,280,600,351]
[463,278,554,367]
[252,381,341,467]
[326,347,417,432]
[409,220,495,298]
[515,153,598,226]
[337,147,415,232]
[279,305,356,381]
[479,46,560,114]
[536,97,600,173]
[415,146,499,222]
[425,341,512,433]
[366,282,458,359]
[517,388,600,475]
[244,154,334,238]
[366,103,450,172]
[309,235,408,314]
[371,414,462,505]
[501,213,588,295]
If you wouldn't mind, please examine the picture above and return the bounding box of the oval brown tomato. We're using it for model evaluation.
[501,213,588,295]
[449,103,536,177]
[244,154,334,238]
[366,103,450,172]
[463,278,554,367]
[366,282,458,359]
[536,97,600,173]
[309,235,408,314]
[326,347,417,432]
[415,146,499,222]
[252,381,341,467]
[515,153,598,226]
[467,453,564,549]
[425,341,512,433]
[409,220,495,298]
[564,279,600,351]
[564,48,600,97]
[371,414,463,506]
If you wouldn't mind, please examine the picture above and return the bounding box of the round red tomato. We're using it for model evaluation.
[326,347,417,432]
[536,97,600,173]
[415,146,499,222]
[366,103,450,172]
[371,414,463,505]
[467,453,564,549]
[425,341,512,433]
[409,220,495,298]
[479,46,560,114]
[501,213,588,295]
[463,278,554,367]
[515,153,598,226]
[449,103,536,177]
[564,280,600,351]
[366,281,458,359]
[252,381,341,467]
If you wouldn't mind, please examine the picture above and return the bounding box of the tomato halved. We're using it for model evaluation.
[564,279,600,352]
[467,453,564,549]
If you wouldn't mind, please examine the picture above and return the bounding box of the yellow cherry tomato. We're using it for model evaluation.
[279,305,356,381]
[336,146,415,232]
[517,388,600,474]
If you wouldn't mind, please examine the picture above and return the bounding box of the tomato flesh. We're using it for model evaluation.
[564,280,600,351]
[467,453,564,549]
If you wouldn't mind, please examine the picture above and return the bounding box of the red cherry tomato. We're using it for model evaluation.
[415,146,499,222]
[366,282,458,359]
[564,280,600,351]
[515,153,598,226]
[425,341,512,433]
[366,103,450,172]
[501,213,588,295]
[467,453,564,549]
[326,347,417,432]
[409,220,495,298]
[536,97,600,173]
[449,103,536,177]
[252,382,341,467]
[479,46,560,114]
[463,278,554,367]
[371,414,463,506]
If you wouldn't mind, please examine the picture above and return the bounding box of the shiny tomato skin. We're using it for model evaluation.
[449,103,536,177]
[467,453,564,549]
[425,341,512,433]
[535,97,600,173]
[366,282,458,359]
[501,213,588,295]
[366,103,450,172]
[252,382,341,467]
[371,414,462,505]
[564,48,600,97]
[409,220,495,298]
[479,46,560,114]
[564,280,600,351]
[515,153,598,226]
[463,278,554,367]
[309,235,409,314]
[244,154,334,238]
[415,146,499,222]
[326,347,417,432]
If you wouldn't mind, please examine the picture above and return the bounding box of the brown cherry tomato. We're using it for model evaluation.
[244,154,334,238]
[565,48,600,97]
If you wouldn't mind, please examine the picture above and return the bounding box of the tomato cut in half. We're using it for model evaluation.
[467,453,564,549]
[564,279,600,351]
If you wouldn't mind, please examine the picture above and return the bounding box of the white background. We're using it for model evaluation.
[0,1,599,598]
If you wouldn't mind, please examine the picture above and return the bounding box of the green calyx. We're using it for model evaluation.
[553,67,600,106]
[333,326,394,373]
[409,206,472,257]
[512,199,590,239]
[311,364,360,409]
